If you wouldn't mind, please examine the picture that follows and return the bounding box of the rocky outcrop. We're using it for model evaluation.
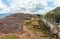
[0,13,35,34]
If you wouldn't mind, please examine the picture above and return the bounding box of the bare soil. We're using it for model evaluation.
[15,26,52,39]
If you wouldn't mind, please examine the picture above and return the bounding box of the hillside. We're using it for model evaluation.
[0,13,53,39]
[45,7,60,23]
[0,13,35,34]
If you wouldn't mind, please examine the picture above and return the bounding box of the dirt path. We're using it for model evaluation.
[0,25,56,39]
[16,25,53,39]
[17,26,34,39]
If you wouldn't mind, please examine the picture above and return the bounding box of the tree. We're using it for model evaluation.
[45,7,60,23]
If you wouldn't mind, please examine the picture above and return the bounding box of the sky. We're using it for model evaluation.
[0,0,60,14]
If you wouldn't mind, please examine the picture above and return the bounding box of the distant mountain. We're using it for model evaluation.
[0,13,13,19]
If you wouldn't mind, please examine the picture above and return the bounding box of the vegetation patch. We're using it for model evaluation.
[0,35,18,39]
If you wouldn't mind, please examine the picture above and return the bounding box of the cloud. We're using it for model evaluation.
[0,0,60,14]
[0,0,12,14]
[54,0,60,7]
[46,0,54,2]
[10,0,59,14]
[10,0,48,14]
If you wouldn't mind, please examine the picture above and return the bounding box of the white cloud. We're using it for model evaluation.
[0,0,12,14]
[44,7,53,12]
[10,0,59,14]
[33,6,54,14]
[0,0,60,14]
[46,0,54,2]
[10,0,48,14]
[54,0,60,7]
[39,0,48,6]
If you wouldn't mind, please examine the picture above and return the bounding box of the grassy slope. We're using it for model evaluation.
[0,35,17,39]
[25,19,50,35]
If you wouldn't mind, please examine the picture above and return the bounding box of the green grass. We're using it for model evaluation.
[0,35,18,39]
[26,20,50,34]
[26,25,33,30]
[26,24,42,32]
